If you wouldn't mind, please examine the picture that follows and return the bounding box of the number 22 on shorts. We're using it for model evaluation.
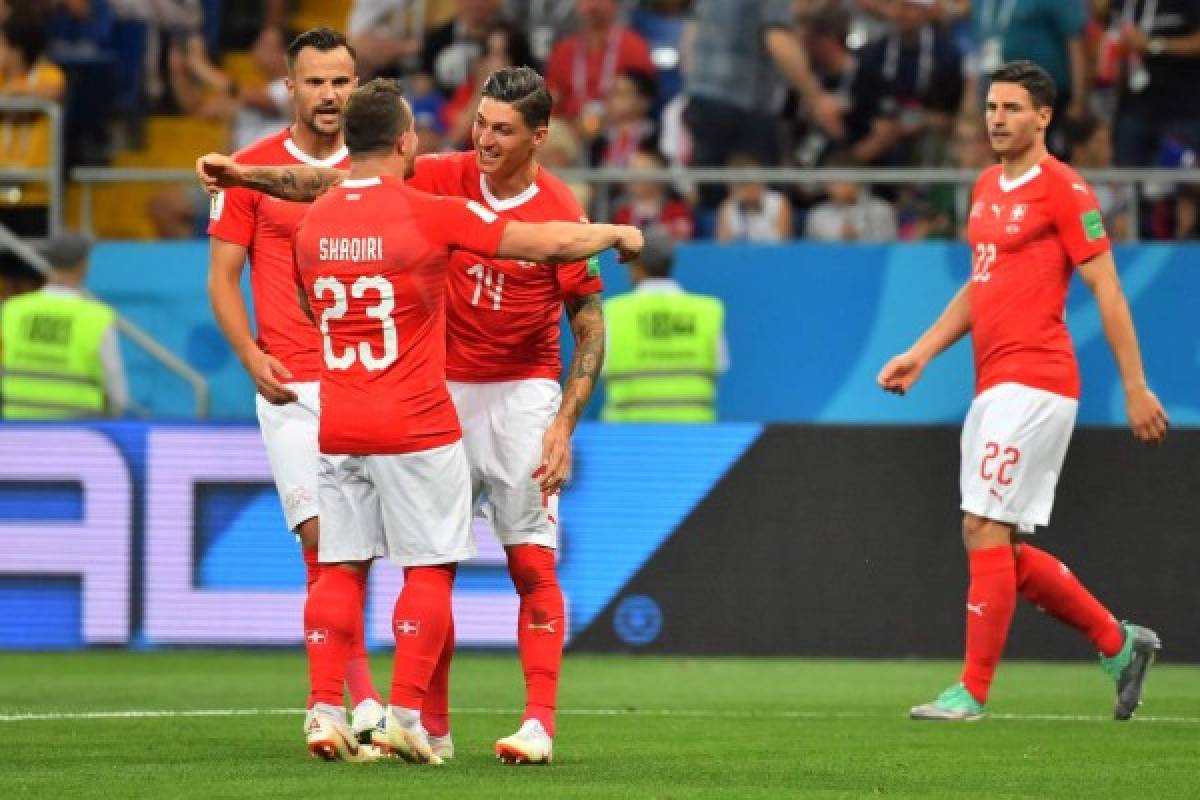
[980,441,1020,485]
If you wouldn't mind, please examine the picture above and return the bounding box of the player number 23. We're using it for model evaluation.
[313,275,398,371]
[972,242,996,283]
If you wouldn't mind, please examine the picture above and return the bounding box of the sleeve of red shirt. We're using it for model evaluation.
[408,154,444,194]
[206,185,257,246]
[420,194,508,257]
[1050,172,1111,266]
[621,28,655,76]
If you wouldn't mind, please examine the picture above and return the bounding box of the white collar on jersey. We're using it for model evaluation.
[998,163,1042,193]
[479,173,539,212]
[283,137,348,168]
[341,177,382,188]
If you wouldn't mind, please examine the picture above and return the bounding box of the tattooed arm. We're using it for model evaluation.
[195,153,346,201]
[534,291,606,494]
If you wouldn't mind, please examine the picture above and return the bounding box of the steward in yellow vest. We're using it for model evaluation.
[0,233,126,418]
[602,229,726,422]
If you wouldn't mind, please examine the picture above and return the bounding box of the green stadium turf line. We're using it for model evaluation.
[3,707,1199,724]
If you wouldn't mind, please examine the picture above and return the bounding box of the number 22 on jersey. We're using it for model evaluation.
[972,242,996,284]
[314,275,398,371]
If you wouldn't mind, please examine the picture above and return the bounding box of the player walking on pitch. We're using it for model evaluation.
[204,28,385,750]
[199,66,609,764]
[292,78,641,763]
[878,61,1168,721]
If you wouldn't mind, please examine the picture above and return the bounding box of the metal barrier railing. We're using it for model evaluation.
[69,165,1200,243]
[0,97,64,236]
[0,222,211,418]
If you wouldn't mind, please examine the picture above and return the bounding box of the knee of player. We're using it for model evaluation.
[506,545,558,593]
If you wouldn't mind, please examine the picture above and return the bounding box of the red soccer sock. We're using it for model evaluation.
[301,546,322,593]
[303,566,367,708]
[508,545,564,737]
[421,617,455,737]
[390,565,456,710]
[959,546,1017,705]
[345,575,382,706]
[1015,544,1124,657]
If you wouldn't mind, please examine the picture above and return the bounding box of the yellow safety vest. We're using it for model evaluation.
[1,288,115,419]
[602,289,724,422]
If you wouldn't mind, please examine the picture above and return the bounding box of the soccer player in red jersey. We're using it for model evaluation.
[877,61,1169,721]
[199,66,610,763]
[292,78,641,763]
[205,28,385,747]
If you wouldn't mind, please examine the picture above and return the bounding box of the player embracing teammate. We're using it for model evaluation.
[291,78,639,763]
[201,65,611,763]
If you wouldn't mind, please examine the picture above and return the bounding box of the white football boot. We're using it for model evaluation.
[350,698,386,745]
[305,703,383,763]
[384,706,443,765]
[494,719,553,765]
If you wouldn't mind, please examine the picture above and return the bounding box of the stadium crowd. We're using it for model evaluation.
[0,0,1197,244]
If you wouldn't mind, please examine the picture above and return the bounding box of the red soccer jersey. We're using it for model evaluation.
[966,156,1111,399]
[409,151,605,383]
[293,175,508,455]
[207,129,349,382]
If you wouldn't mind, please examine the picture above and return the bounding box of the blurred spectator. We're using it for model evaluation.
[611,143,694,240]
[348,0,423,79]
[792,0,892,167]
[588,67,656,167]
[1112,0,1200,167]
[421,0,506,97]
[545,0,654,132]
[142,0,209,114]
[0,232,128,419]
[684,0,840,208]
[411,90,448,155]
[169,25,291,149]
[220,0,286,51]
[504,0,576,62]
[0,11,65,235]
[150,25,293,238]
[968,0,1090,156]
[857,0,963,166]
[1066,114,1132,240]
[602,227,727,423]
[631,0,689,106]
[804,152,897,241]
[539,116,592,208]
[441,19,536,148]
[923,114,995,239]
[715,153,793,243]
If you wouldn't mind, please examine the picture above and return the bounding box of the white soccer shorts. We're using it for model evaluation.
[317,440,476,566]
[255,381,320,531]
[959,382,1078,534]
[448,379,562,549]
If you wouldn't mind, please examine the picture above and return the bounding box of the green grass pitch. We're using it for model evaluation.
[3,652,1198,798]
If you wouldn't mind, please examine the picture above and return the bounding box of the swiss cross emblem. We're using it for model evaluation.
[395,619,420,636]
[306,629,327,645]
[1010,204,1026,222]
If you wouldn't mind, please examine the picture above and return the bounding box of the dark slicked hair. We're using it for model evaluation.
[286,27,356,71]
[990,60,1056,109]
[481,66,553,130]
[344,79,412,157]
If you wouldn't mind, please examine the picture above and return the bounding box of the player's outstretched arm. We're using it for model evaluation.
[1077,251,1168,444]
[195,153,346,202]
[497,221,644,264]
[209,238,297,404]
[877,283,971,395]
[535,292,605,494]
